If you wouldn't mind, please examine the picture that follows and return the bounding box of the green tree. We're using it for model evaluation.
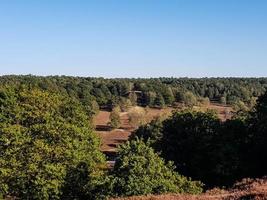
[162,87,175,105]
[182,92,197,107]
[130,117,163,148]
[199,97,210,106]
[154,93,165,108]
[129,92,138,106]
[219,96,227,105]
[119,98,132,112]
[109,139,203,197]
[128,107,147,128]
[109,106,121,129]
[248,91,267,176]
[0,87,106,200]
[159,111,221,186]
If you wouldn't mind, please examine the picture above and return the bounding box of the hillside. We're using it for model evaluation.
[112,177,267,200]
[94,104,232,155]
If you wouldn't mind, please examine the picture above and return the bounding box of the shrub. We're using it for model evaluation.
[0,87,106,199]
[109,139,203,197]
[109,106,121,129]
[128,107,147,128]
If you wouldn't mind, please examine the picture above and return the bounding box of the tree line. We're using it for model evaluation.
[0,76,266,111]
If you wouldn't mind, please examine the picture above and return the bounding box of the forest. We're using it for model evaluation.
[0,75,266,199]
[0,75,266,110]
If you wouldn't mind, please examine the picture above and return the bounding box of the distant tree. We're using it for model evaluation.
[145,91,157,107]
[109,139,203,197]
[219,96,227,105]
[233,100,249,113]
[162,87,175,105]
[183,92,197,107]
[154,93,165,108]
[128,107,147,128]
[119,98,132,112]
[109,106,121,129]
[199,97,210,106]
[129,92,138,106]
[173,89,184,102]
[106,97,119,111]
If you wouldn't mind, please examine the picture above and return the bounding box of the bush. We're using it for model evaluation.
[130,117,163,148]
[128,107,147,128]
[182,92,197,107]
[109,106,121,129]
[109,139,203,197]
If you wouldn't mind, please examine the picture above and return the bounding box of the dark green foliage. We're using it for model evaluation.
[213,119,250,185]
[130,118,163,147]
[154,93,165,108]
[132,105,266,187]
[61,162,107,200]
[109,140,203,197]
[0,76,266,109]
[248,91,267,177]
[0,87,106,199]
[160,111,221,186]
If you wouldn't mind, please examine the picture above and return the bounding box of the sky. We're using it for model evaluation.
[0,0,267,78]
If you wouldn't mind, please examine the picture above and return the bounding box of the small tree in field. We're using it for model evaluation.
[183,92,197,107]
[220,96,227,105]
[109,106,121,129]
[129,92,138,106]
[128,107,147,128]
[199,97,210,106]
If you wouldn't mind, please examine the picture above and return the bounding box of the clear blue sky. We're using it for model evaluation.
[0,0,267,77]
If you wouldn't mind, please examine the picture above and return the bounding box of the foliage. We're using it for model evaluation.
[0,87,106,199]
[132,109,260,187]
[154,93,166,108]
[159,111,221,186]
[130,118,163,148]
[182,92,197,107]
[109,139,203,197]
[0,76,267,198]
[0,76,266,109]
[248,91,267,177]
[128,107,147,128]
[199,97,210,106]
[119,98,132,112]
[109,107,121,129]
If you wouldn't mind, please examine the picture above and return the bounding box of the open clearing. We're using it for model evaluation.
[94,107,173,153]
[94,103,232,154]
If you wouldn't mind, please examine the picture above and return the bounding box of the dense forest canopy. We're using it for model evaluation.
[0,75,266,110]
